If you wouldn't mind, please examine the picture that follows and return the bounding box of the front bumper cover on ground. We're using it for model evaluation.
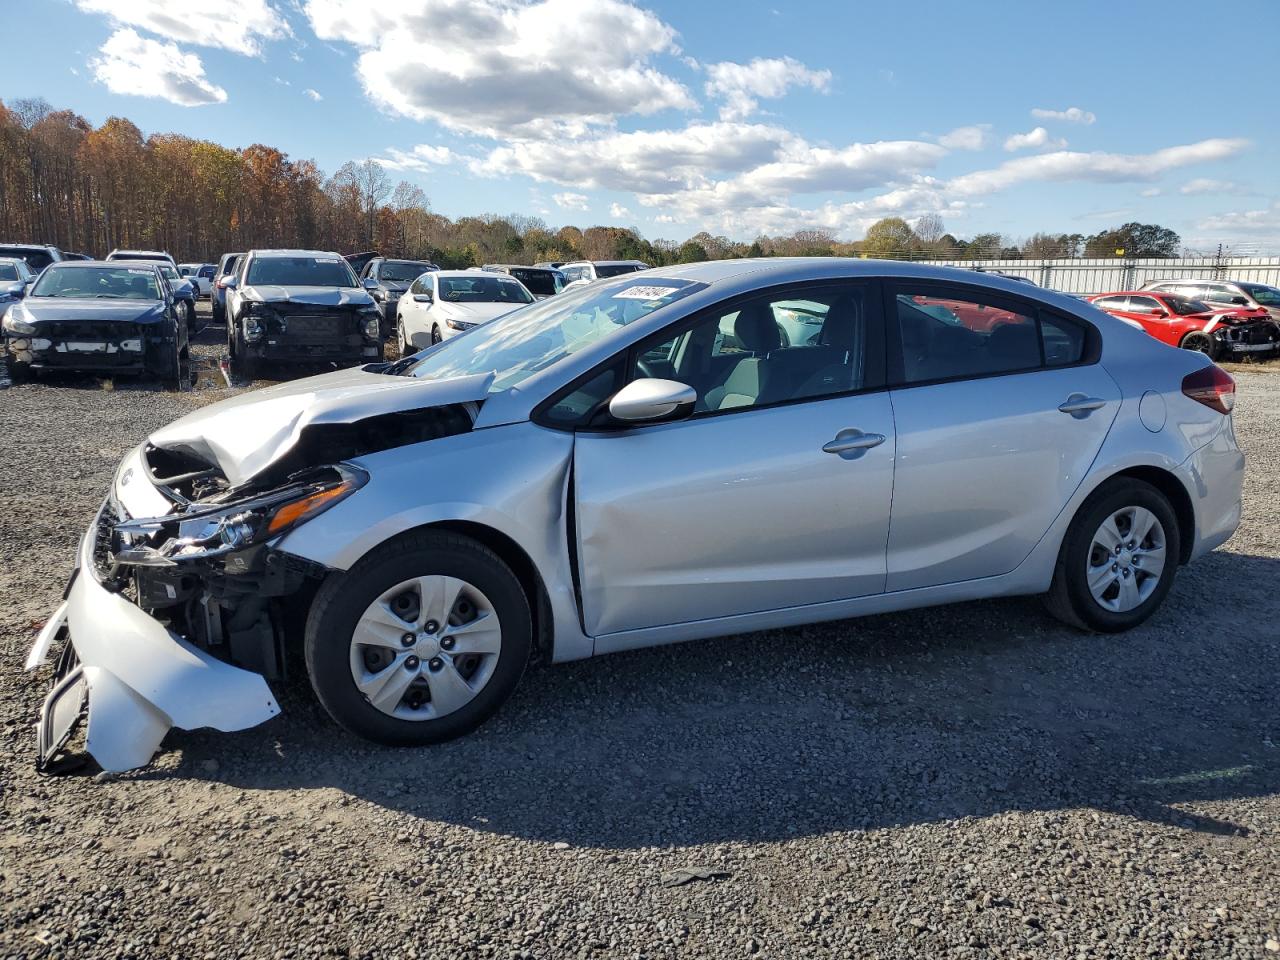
[29,515,280,772]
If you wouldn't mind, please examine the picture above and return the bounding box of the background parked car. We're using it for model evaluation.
[395,269,534,352]
[1141,279,1280,323]
[142,261,199,331]
[533,260,569,270]
[358,257,439,336]
[0,257,37,307]
[224,249,383,379]
[1089,291,1280,360]
[61,251,94,261]
[1,260,189,387]
[482,264,564,299]
[211,252,244,324]
[558,260,648,288]
[106,249,178,268]
[0,243,64,272]
[178,262,217,298]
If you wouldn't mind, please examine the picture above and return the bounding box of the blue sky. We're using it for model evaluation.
[4,0,1279,251]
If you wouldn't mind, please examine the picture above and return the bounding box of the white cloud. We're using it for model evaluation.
[379,144,456,171]
[75,0,291,57]
[1031,106,1096,125]
[704,56,831,121]
[1140,187,1161,197]
[90,28,228,106]
[1197,202,1280,234]
[553,192,590,210]
[303,0,694,139]
[949,138,1250,196]
[937,125,990,150]
[1179,178,1241,195]
[304,88,323,101]
[609,202,632,219]
[1003,126,1067,152]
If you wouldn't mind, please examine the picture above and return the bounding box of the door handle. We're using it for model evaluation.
[823,429,886,459]
[1058,394,1107,418]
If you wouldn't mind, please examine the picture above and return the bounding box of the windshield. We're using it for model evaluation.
[378,260,434,283]
[246,255,356,287]
[0,264,18,281]
[1242,283,1280,306]
[0,246,53,271]
[1165,294,1211,315]
[32,265,161,300]
[504,268,560,296]
[595,263,645,278]
[400,276,707,392]
[437,275,534,305]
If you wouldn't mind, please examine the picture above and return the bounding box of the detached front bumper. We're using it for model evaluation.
[28,514,280,772]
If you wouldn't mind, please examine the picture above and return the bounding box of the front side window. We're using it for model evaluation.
[1092,296,1128,311]
[31,266,161,300]
[246,255,357,288]
[628,283,877,414]
[891,285,1083,384]
[198,265,216,279]
[1127,295,1163,314]
[1201,285,1238,304]
[1164,294,1210,315]
[0,264,18,281]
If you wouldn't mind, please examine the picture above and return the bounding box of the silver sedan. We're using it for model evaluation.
[28,259,1244,771]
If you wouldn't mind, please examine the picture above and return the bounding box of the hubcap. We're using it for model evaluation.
[349,576,502,721]
[1085,506,1167,613]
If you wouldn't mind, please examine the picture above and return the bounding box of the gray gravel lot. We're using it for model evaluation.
[1,313,1278,959]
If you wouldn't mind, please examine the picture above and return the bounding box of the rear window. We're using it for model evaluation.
[32,265,161,300]
[0,246,54,271]
[246,255,357,288]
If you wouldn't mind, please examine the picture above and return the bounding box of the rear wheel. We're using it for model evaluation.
[1180,331,1220,361]
[1044,478,1180,632]
[305,531,531,745]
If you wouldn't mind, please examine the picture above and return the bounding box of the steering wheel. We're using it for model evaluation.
[635,358,659,379]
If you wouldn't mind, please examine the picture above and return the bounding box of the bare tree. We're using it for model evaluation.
[356,159,390,247]
[913,213,945,247]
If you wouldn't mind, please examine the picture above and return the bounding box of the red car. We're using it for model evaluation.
[1087,291,1280,360]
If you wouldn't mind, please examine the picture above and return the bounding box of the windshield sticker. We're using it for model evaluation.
[126,269,151,275]
[613,285,683,301]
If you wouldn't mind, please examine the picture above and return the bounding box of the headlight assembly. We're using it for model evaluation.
[113,465,367,566]
[2,312,36,335]
[445,318,475,331]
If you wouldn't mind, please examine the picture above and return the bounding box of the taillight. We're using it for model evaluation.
[1181,365,1235,415]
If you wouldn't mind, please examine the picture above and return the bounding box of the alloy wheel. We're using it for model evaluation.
[1085,506,1167,613]
[349,576,502,721]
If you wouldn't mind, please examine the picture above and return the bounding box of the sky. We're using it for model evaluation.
[3,0,1279,252]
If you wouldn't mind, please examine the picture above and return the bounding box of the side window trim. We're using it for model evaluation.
[881,279,1098,389]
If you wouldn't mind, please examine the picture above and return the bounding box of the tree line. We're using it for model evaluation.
[0,97,1183,268]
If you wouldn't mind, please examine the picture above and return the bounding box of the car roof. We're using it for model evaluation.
[0,242,56,250]
[49,259,160,270]
[0,256,28,265]
[484,263,555,271]
[433,269,528,279]
[249,249,344,258]
[564,259,648,267]
[109,248,169,256]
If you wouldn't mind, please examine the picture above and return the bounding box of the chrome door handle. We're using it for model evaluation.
[1058,394,1107,418]
[823,429,886,459]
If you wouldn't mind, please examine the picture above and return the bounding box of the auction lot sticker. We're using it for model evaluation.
[613,285,683,301]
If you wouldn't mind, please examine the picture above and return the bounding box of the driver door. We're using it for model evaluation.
[571,281,895,637]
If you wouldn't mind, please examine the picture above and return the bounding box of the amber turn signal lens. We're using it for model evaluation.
[265,484,349,536]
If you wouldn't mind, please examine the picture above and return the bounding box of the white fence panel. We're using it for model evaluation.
[917,257,1280,293]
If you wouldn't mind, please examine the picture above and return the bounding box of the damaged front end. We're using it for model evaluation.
[27,366,491,773]
[28,450,365,773]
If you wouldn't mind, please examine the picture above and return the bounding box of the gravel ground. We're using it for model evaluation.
[1,311,1278,959]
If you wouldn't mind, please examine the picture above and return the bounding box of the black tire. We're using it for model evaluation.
[1180,331,1220,361]
[162,318,191,391]
[1044,478,1181,633]
[396,317,409,357]
[304,531,532,746]
[7,356,32,382]
[212,302,225,325]
[229,322,257,381]
[431,324,442,345]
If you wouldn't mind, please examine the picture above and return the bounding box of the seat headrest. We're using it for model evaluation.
[988,321,1039,363]
[734,303,781,353]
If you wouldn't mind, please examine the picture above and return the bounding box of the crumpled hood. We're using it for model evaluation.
[434,300,519,324]
[241,284,375,308]
[148,367,494,486]
[19,298,168,325]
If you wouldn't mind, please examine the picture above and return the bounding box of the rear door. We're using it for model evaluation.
[571,281,895,636]
[884,281,1120,592]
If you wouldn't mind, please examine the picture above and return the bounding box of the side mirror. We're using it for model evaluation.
[1149,309,1167,318]
[608,378,697,423]
[1230,296,1249,306]
[222,276,238,290]
[414,292,433,303]
[363,277,378,290]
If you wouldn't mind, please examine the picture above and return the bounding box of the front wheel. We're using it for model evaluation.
[1044,478,1180,632]
[396,317,408,357]
[229,322,258,381]
[305,531,532,745]
[1180,331,1220,361]
[431,324,442,345]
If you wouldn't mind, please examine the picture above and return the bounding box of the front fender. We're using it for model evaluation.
[276,421,593,662]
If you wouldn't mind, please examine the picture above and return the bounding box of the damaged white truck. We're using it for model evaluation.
[28,260,1244,773]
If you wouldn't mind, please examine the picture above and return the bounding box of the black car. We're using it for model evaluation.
[1,261,190,388]
[211,251,244,324]
[358,256,439,335]
[224,249,383,379]
[482,263,564,299]
[0,242,65,272]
